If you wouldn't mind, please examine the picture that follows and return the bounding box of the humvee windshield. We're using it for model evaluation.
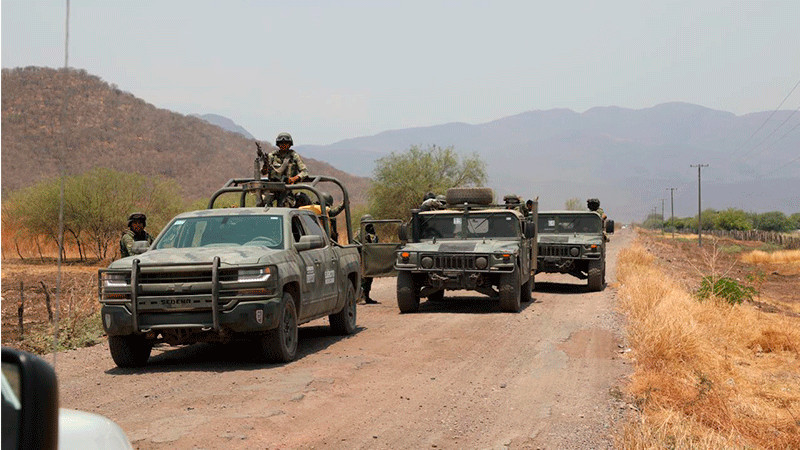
[419,212,519,240]
[538,214,601,234]
[154,215,284,249]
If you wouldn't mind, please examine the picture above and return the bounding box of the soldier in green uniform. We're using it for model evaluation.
[262,132,308,184]
[119,213,154,258]
[356,214,379,304]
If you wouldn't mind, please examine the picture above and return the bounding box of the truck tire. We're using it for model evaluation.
[329,282,357,335]
[260,291,298,363]
[498,271,521,312]
[108,335,152,368]
[397,271,420,313]
[588,260,604,292]
[520,275,532,303]
[446,187,494,206]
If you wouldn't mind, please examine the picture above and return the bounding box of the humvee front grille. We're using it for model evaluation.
[429,254,478,270]
[539,245,570,257]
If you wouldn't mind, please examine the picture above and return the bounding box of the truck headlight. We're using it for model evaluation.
[475,256,488,269]
[103,273,129,288]
[421,256,433,269]
[238,267,271,282]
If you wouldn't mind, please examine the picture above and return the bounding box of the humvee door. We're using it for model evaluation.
[360,219,404,278]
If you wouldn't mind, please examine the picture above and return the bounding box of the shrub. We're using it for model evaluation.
[696,276,756,305]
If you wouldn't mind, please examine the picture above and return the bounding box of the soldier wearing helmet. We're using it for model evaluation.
[587,198,606,219]
[120,212,154,258]
[299,191,345,242]
[356,214,379,304]
[262,132,308,185]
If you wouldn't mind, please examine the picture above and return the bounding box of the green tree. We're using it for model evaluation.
[368,145,486,220]
[753,211,792,232]
[715,208,752,231]
[790,212,800,230]
[564,198,582,211]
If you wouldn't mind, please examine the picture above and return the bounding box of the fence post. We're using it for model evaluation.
[40,281,54,323]
[18,281,24,338]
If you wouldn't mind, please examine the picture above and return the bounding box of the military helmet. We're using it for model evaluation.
[360,214,374,222]
[435,194,446,203]
[275,132,293,146]
[587,198,600,211]
[128,212,147,227]
[503,194,521,204]
[423,192,435,201]
[321,192,334,206]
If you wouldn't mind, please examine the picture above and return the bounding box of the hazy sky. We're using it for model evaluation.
[3,1,799,145]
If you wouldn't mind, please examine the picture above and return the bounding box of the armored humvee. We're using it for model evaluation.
[98,174,361,367]
[535,210,614,291]
[364,187,537,313]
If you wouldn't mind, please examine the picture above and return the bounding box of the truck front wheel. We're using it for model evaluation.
[588,260,604,291]
[499,271,521,312]
[260,291,298,363]
[397,272,420,313]
[108,335,152,368]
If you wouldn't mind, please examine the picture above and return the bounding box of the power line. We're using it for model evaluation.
[726,76,800,160]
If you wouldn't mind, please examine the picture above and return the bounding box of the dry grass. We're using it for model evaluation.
[616,244,800,449]
[741,249,800,272]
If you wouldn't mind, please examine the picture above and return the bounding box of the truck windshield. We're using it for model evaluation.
[538,214,601,234]
[418,213,519,239]
[154,215,284,249]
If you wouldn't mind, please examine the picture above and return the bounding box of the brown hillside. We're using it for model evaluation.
[1,67,370,203]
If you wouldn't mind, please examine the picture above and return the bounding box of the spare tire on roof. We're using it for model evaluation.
[446,187,494,205]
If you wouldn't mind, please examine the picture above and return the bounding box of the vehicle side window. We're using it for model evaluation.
[300,214,328,244]
[291,216,306,243]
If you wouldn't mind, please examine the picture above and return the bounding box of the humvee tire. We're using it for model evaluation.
[108,335,152,368]
[498,271,521,312]
[446,187,494,205]
[588,260,604,292]
[397,272,420,313]
[520,276,532,303]
[260,291,298,363]
[329,283,357,335]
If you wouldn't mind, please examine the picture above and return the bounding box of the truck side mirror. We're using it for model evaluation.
[605,220,615,234]
[398,224,408,243]
[1,347,60,450]
[294,235,325,251]
[524,222,536,239]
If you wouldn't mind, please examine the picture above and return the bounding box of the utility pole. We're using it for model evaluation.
[660,198,665,233]
[690,164,708,246]
[666,187,677,239]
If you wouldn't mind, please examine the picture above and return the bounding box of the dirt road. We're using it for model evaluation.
[56,229,633,449]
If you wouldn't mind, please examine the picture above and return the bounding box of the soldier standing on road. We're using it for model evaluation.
[262,132,309,185]
[120,213,154,258]
[356,214,379,304]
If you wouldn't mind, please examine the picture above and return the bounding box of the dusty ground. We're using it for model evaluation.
[12,229,634,449]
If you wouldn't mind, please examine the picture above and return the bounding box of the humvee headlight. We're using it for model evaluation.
[475,256,488,269]
[238,267,271,282]
[421,256,434,269]
[569,247,580,257]
[103,273,129,288]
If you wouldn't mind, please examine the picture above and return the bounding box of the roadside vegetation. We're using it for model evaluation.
[642,208,800,232]
[616,237,800,448]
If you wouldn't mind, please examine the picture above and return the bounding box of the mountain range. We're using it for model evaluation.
[296,103,800,222]
[2,67,798,223]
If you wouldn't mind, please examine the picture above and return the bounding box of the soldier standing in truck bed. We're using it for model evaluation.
[262,132,308,184]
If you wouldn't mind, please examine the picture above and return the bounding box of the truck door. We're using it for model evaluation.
[299,213,339,306]
[360,219,404,278]
[290,214,326,319]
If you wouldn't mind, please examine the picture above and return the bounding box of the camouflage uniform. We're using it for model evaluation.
[355,223,378,303]
[120,229,154,258]
[264,149,308,181]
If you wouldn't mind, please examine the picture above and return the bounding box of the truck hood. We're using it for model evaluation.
[108,246,280,269]
[538,233,603,245]
[402,240,520,254]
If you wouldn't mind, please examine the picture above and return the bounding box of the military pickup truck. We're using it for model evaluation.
[535,210,614,291]
[363,187,537,313]
[98,175,361,367]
